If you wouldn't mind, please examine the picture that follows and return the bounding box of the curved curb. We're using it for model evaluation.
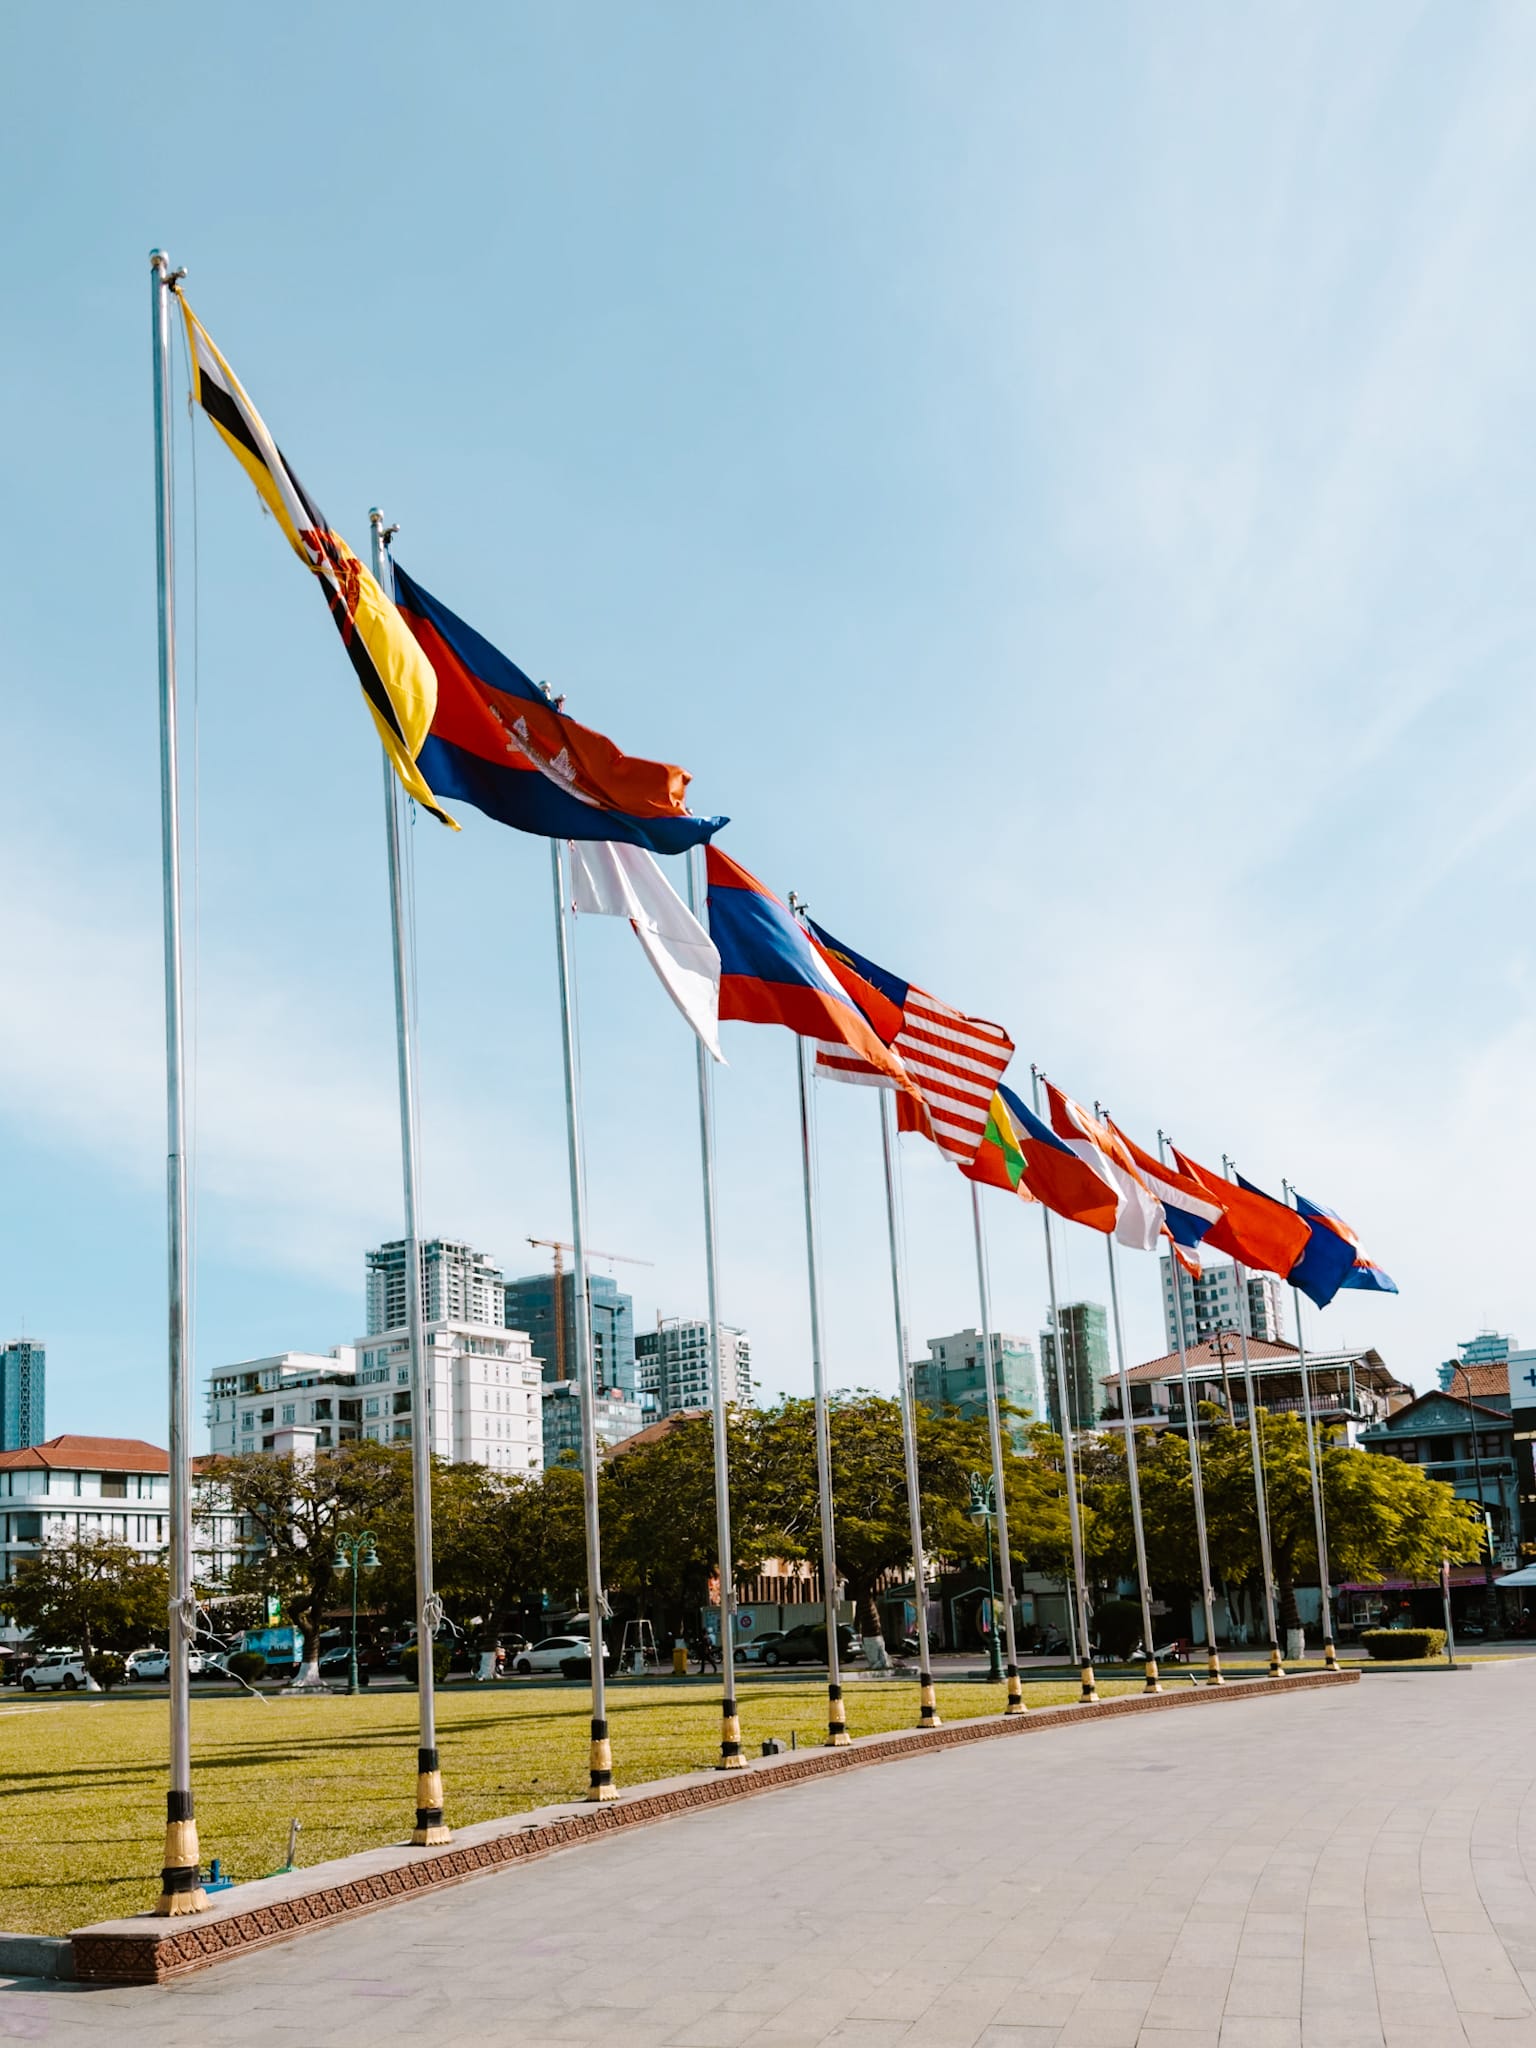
[71,1669,1357,1983]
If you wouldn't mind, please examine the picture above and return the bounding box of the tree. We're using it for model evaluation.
[369,1458,519,1649]
[1088,1412,1487,1632]
[4,1531,167,1661]
[207,1443,409,1685]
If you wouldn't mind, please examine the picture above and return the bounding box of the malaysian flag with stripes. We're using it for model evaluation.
[801,916,1014,1167]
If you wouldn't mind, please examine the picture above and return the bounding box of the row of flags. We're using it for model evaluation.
[182,288,1396,1316]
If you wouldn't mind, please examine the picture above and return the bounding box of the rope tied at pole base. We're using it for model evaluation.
[1004,1667,1025,1716]
[1078,1663,1099,1704]
[1267,1642,1285,1679]
[587,1720,618,1801]
[918,1675,941,1728]
[411,1748,451,1846]
[1142,1658,1163,1695]
[717,1700,744,1770]
[153,1794,208,1918]
[826,1682,851,1748]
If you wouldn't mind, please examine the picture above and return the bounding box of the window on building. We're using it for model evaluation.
[241,1412,254,1430]
[281,1405,296,1424]
[260,1408,274,1425]
[100,1474,128,1500]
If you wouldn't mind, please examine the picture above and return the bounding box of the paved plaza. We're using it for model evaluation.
[8,1665,1536,2046]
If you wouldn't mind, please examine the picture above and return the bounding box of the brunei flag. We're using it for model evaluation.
[179,297,453,826]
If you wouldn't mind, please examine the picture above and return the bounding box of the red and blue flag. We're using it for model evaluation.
[393,564,725,853]
[705,850,912,1088]
[1236,1173,1357,1308]
[1294,1192,1398,1298]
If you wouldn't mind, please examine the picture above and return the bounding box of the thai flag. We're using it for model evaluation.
[1107,1120,1224,1275]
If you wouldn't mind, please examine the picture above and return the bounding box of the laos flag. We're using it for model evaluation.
[393,563,725,853]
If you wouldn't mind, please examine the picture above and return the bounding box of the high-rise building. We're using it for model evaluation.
[1159,1254,1286,1353]
[1438,1331,1515,1392]
[541,1381,645,1468]
[635,1317,752,1416]
[503,1272,635,1394]
[912,1330,1040,1444]
[366,1239,505,1336]
[1040,1302,1109,1432]
[0,1340,45,1451]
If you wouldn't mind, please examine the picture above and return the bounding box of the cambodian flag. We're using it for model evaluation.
[393,563,726,853]
[705,849,912,1088]
[1294,1192,1398,1299]
[1236,1174,1357,1309]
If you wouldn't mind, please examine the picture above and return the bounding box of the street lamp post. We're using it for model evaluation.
[1450,1366,1496,1595]
[333,1531,381,1696]
[969,1473,1004,1684]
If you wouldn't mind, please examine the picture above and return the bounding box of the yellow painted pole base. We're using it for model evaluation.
[1143,1658,1163,1694]
[153,1884,209,1916]
[827,1682,850,1746]
[1323,1638,1340,1671]
[153,1811,208,1916]
[1206,1651,1225,1684]
[588,1728,617,1797]
[412,1762,450,1845]
[1078,1663,1099,1703]
[1004,1670,1026,1715]
[411,1822,453,1845]
[1267,1643,1285,1678]
[717,1706,745,1769]
[918,1678,941,1729]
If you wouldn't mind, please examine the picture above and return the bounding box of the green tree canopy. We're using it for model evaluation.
[4,1531,167,1660]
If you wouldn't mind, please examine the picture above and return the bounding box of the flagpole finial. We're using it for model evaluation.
[149,250,186,290]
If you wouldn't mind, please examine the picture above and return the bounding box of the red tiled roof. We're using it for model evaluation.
[605,1410,709,1458]
[1444,1363,1509,1399]
[0,1434,168,1474]
[1110,1339,1300,1386]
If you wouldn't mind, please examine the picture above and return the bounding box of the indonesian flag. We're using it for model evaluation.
[1044,1084,1164,1251]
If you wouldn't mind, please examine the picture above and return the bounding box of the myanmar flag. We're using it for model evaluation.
[963,1091,1030,1195]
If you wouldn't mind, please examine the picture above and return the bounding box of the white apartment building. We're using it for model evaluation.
[365,1238,506,1335]
[207,1349,363,1457]
[636,1317,753,1416]
[353,1321,543,1475]
[208,1326,543,1477]
[1160,1253,1286,1352]
[0,1436,172,1590]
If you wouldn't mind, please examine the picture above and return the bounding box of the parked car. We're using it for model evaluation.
[21,1650,90,1691]
[512,1635,612,1677]
[127,1647,205,1682]
[758,1623,863,1668]
[734,1630,786,1665]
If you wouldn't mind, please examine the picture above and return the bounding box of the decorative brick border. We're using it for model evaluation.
[71,1670,1356,1984]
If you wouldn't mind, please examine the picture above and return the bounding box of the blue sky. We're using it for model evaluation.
[5,5,1534,1445]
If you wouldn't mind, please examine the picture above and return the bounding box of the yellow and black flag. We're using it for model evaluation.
[179,296,455,827]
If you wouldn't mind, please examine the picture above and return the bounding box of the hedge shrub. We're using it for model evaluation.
[88,1652,126,1691]
[1360,1628,1447,1661]
[227,1651,267,1683]
[400,1642,453,1686]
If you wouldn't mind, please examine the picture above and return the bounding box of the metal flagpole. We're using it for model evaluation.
[1282,1180,1339,1672]
[548,837,619,1795]
[878,1088,941,1727]
[1221,1155,1283,1676]
[970,1186,1025,1713]
[368,512,453,1843]
[1105,1234,1162,1693]
[148,249,207,1918]
[1031,1068,1096,1703]
[686,848,743,1769]
[795,1036,851,1745]
[1156,1133,1222,1683]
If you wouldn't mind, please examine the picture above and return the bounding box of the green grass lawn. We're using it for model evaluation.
[0,1675,1138,1937]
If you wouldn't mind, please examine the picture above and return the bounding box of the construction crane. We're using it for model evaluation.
[526,1238,653,1384]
